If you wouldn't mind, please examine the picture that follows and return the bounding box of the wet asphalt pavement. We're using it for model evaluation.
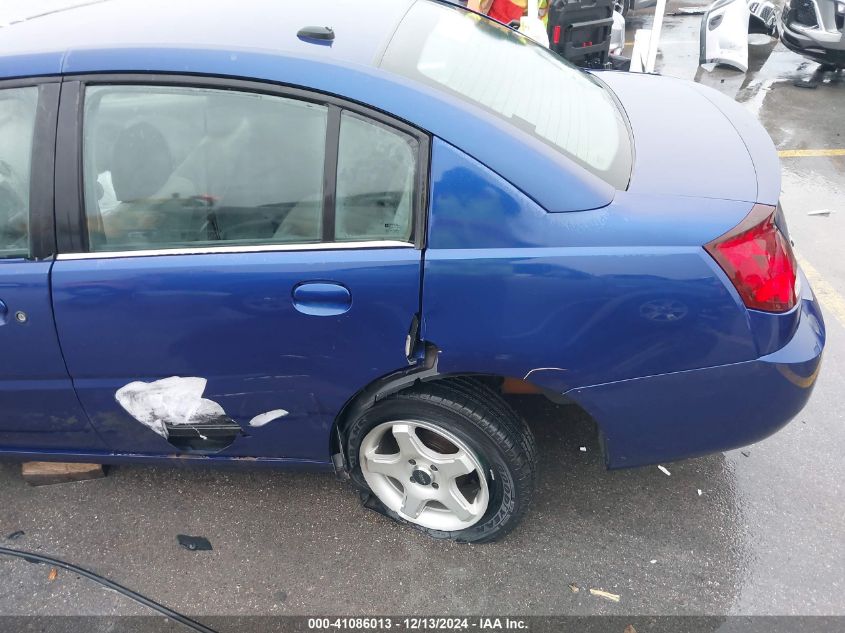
[1,3,844,623]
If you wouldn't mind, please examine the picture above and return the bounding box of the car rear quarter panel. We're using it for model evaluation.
[570,276,824,467]
[423,139,761,395]
[424,140,827,468]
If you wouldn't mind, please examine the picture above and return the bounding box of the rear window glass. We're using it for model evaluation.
[381,1,633,190]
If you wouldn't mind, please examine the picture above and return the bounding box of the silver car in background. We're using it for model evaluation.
[778,0,845,67]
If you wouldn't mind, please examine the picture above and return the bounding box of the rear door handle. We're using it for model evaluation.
[292,282,352,316]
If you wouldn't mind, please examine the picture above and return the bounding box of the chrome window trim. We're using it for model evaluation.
[59,73,431,254]
[56,240,414,260]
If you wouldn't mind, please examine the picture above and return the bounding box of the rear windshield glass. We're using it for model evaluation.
[381,1,633,190]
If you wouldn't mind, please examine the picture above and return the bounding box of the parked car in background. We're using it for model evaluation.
[778,0,845,67]
[617,0,657,15]
[0,0,825,543]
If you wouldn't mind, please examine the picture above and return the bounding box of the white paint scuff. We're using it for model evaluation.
[116,376,227,439]
[523,367,567,380]
[249,409,289,428]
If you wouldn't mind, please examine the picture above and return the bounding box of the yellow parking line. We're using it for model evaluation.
[778,149,845,158]
[795,252,845,329]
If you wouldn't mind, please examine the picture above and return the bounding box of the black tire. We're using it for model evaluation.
[345,377,537,543]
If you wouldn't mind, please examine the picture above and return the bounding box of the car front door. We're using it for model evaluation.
[50,78,426,462]
[0,80,106,452]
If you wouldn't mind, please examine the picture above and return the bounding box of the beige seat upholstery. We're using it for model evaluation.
[273,195,323,243]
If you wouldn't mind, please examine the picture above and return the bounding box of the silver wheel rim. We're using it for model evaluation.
[359,420,490,531]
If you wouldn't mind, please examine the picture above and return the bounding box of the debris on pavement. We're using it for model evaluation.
[650,559,657,564]
[21,461,105,486]
[579,446,587,452]
[589,588,621,602]
[5,531,24,541]
[624,625,638,633]
[658,465,671,476]
[698,489,703,496]
[47,567,58,582]
[741,451,751,457]
[176,535,213,552]
[568,583,580,593]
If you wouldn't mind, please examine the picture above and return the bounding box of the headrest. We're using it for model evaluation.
[110,122,172,202]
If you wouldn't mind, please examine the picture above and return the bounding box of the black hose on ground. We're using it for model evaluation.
[0,545,219,633]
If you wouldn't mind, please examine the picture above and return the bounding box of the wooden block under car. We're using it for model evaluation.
[21,462,105,486]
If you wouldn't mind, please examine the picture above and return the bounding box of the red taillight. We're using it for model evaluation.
[704,204,798,313]
[553,25,561,44]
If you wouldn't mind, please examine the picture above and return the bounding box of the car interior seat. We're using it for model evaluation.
[91,121,176,249]
[274,117,416,244]
[171,95,327,244]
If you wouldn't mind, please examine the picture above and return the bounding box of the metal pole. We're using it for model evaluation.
[644,0,667,73]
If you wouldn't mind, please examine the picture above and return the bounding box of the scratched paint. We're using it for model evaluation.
[249,409,289,427]
[115,376,228,439]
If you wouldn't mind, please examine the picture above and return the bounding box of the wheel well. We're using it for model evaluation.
[329,368,598,473]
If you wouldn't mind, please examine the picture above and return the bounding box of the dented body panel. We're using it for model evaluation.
[422,138,824,467]
[569,272,824,466]
[51,249,421,461]
[423,139,760,393]
[0,0,826,473]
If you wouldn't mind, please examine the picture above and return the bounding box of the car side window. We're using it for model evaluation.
[335,112,418,243]
[83,85,328,252]
[0,86,38,259]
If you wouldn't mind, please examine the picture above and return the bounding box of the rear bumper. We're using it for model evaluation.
[568,270,826,469]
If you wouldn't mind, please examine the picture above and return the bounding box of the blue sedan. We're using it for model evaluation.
[0,0,824,542]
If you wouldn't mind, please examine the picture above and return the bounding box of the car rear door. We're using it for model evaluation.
[50,77,427,462]
[0,79,106,452]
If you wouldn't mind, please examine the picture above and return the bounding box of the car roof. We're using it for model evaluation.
[0,0,416,76]
[0,0,617,213]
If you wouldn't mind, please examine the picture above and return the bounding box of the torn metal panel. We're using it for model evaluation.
[115,376,294,452]
[700,0,751,72]
[113,377,246,457]
[115,376,230,439]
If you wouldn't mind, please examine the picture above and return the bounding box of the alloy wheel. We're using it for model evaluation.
[359,420,490,531]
